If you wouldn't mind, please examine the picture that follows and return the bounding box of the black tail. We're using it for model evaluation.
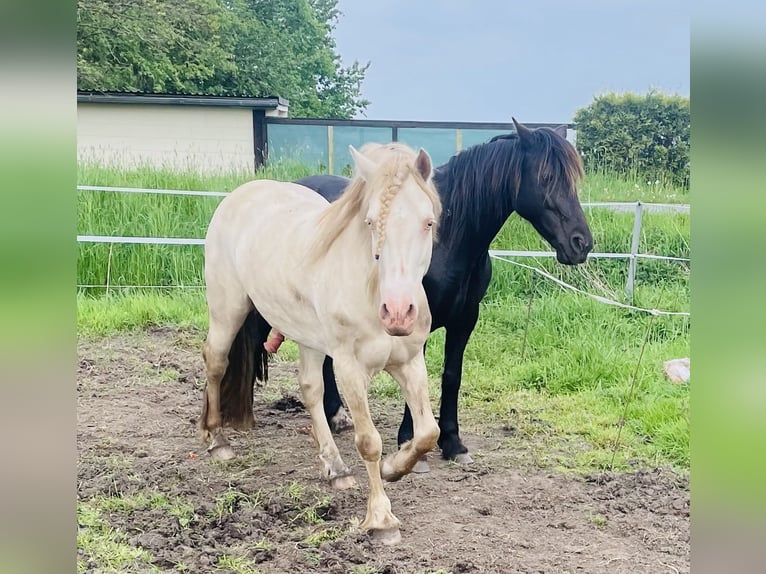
[218,310,271,430]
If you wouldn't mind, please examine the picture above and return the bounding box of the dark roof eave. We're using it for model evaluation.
[77,91,289,109]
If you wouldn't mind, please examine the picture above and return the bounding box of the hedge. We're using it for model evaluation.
[573,91,690,187]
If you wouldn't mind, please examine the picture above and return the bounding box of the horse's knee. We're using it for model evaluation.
[416,420,440,452]
[355,429,382,462]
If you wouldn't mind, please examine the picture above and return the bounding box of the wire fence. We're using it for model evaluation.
[76,185,690,315]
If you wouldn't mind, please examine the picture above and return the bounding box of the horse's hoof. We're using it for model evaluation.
[453,452,473,465]
[208,444,236,461]
[412,458,431,474]
[330,474,357,490]
[371,527,401,546]
[329,407,354,433]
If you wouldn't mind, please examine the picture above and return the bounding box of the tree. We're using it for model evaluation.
[77,0,370,118]
[77,0,233,94]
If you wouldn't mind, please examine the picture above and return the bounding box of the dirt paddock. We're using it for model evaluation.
[77,328,689,573]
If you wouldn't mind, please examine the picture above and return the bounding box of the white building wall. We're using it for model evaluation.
[77,103,256,174]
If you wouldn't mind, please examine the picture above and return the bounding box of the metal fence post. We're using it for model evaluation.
[327,125,334,174]
[626,201,643,301]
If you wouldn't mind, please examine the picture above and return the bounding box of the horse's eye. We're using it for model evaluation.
[426,221,434,229]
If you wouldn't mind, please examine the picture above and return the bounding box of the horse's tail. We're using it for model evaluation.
[208,310,271,430]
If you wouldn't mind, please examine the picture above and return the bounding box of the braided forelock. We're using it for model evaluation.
[373,164,405,259]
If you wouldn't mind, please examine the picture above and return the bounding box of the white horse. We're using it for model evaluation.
[200,143,442,544]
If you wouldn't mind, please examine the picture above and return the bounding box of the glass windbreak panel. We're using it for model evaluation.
[332,126,393,176]
[459,128,514,151]
[396,128,457,168]
[267,124,328,170]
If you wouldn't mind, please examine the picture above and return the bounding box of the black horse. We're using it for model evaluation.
[291,118,594,468]
[216,119,593,469]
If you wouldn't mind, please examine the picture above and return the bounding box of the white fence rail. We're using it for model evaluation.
[77,186,690,298]
[76,185,691,212]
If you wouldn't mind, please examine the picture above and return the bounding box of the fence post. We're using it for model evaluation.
[327,125,334,174]
[252,110,267,172]
[106,243,114,296]
[626,201,643,302]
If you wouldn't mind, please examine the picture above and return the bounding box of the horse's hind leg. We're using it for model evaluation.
[200,295,252,460]
[322,357,354,433]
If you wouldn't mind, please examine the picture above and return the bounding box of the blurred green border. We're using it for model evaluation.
[0,2,77,573]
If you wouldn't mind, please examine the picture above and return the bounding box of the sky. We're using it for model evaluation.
[332,0,690,124]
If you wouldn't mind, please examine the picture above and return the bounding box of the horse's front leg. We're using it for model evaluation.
[436,319,477,463]
[383,352,440,481]
[333,353,401,545]
[399,318,478,467]
[297,347,355,489]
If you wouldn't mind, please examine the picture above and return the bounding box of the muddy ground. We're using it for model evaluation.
[77,328,689,573]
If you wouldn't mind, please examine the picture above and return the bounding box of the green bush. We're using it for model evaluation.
[574,91,690,188]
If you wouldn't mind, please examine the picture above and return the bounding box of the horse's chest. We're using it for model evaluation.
[424,259,491,328]
[353,335,393,373]
[426,279,472,327]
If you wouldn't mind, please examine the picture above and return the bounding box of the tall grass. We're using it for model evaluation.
[77,163,689,295]
[76,163,690,471]
[579,166,689,204]
[77,162,318,291]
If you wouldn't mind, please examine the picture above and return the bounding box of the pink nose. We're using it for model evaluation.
[380,301,418,336]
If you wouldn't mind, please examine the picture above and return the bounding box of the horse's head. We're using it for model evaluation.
[350,143,441,336]
[510,118,593,264]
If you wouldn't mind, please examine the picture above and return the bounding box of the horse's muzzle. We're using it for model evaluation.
[380,301,417,336]
[557,231,593,264]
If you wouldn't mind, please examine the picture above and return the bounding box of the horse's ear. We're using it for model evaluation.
[512,117,534,145]
[349,145,378,181]
[554,124,568,139]
[414,148,433,181]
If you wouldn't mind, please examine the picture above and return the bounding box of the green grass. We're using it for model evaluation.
[86,491,198,529]
[77,162,689,293]
[76,163,690,471]
[77,289,207,336]
[216,554,262,574]
[212,489,262,521]
[77,161,317,293]
[578,167,689,204]
[300,525,346,547]
[77,501,161,573]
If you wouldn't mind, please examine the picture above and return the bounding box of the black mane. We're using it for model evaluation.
[434,128,583,242]
[434,134,521,241]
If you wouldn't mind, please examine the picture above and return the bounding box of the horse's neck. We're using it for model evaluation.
[320,218,378,304]
[436,165,516,259]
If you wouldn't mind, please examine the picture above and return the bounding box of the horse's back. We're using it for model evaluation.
[206,179,327,275]
[221,179,328,215]
[210,179,325,233]
[295,175,350,203]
